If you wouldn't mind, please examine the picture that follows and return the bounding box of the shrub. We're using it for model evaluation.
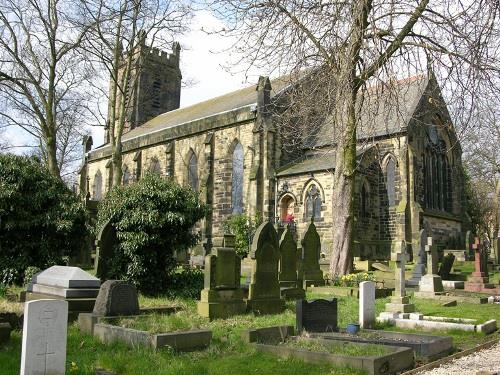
[223,213,262,257]
[23,266,42,286]
[95,173,208,295]
[0,154,88,285]
[164,267,204,299]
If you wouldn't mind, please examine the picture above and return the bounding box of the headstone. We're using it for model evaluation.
[465,230,473,260]
[26,266,101,314]
[415,237,445,297]
[247,222,285,314]
[20,299,68,375]
[464,238,495,292]
[495,236,500,265]
[0,322,11,344]
[197,234,246,319]
[278,227,305,300]
[359,281,375,329]
[93,280,140,316]
[384,241,415,313]
[301,221,324,287]
[407,230,427,286]
[438,253,455,280]
[95,219,118,280]
[296,299,338,333]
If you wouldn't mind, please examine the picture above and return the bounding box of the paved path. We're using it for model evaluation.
[420,343,500,375]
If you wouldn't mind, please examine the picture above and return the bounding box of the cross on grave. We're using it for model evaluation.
[472,237,484,277]
[425,237,438,275]
[391,242,407,298]
[37,307,58,373]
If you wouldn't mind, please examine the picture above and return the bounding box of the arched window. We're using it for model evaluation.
[386,157,396,206]
[305,184,321,220]
[232,142,244,214]
[123,165,131,185]
[93,171,103,200]
[150,158,161,175]
[188,152,198,191]
[361,182,369,217]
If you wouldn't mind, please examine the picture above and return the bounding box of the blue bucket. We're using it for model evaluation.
[346,323,360,334]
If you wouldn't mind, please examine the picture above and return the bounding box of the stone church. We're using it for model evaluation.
[80,41,468,262]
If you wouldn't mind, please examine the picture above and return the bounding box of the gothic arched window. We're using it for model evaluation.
[150,158,161,175]
[232,142,244,214]
[386,157,396,206]
[305,184,321,220]
[188,152,198,191]
[123,165,131,185]
[93,171,103,200]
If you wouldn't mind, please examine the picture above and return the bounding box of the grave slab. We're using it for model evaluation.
[32,265,100,288]
[20,299,68,375]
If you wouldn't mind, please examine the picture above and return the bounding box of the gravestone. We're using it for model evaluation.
[278,227,305,300]
[20,299,68,375]
[438,253,455,280]
[247,222,285,314]
[296,299,338,333]
[359,281,375,329]
[197,234,246,319]
[95,219,118,280]
[301,221,324,287]
[465,230,473,260]
[407,230,427,286]
[495,236,500,265]
[93,280,140,316]
[0,322,11,344]
[415,237,445,298]
[465,238,495,292]
[385,241,415,313]
[26,266,101,314]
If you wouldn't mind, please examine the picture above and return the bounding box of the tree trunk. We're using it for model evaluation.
[45,132,61,178]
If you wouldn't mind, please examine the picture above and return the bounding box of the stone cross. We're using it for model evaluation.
[425,237,438,275]
[391,241,407,298]
[359,281,375,329]
[472,237,484,277]
[21,299,68,375]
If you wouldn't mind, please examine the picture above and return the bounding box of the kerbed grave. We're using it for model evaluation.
[241,326,414,375]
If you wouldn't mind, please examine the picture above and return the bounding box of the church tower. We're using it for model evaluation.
[105,35,182,142]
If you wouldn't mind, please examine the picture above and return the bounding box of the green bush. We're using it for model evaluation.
[164,266,204,299]
[223,213,262,257]
[95,173,208,295]
[0,154,88,285]
[23,266,42,286]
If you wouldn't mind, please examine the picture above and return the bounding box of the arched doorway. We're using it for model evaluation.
[280,194,295,223]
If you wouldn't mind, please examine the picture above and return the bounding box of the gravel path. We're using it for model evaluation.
[419,343,500,375]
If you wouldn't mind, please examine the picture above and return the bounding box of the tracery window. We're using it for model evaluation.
[386,157,396,206]
[188,152,198,191]
[93,171,103,200]
[305,184,322,220]
[150,158,161,175]
[232,142,244,214]
[123,165,131,185]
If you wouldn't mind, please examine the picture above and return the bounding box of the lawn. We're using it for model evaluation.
[1,287,499,375]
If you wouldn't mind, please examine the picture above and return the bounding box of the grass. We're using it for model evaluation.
[284,336,390,357]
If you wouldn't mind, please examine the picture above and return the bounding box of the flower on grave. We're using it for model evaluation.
[69,362,78,372]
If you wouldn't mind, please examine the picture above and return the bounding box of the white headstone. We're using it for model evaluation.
[32,266,100,288]
[21,299,68,375]
[359,281,375,329]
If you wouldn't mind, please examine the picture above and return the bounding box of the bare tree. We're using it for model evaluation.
[82,0,191,187]
[0,0,96,178]
[210,0,500,276]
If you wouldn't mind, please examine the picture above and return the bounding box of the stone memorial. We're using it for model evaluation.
[95,219,118,280]
[247,222,285,315]
[407,230,427,287]
[415,237,445,298]
[197,234,246,319]
[278,227,305,300]
[464,238,496,292]
[495,236,500,265]
[359,281,375,329]
[26,265,101,314]
[0,322,11,344]
[465,230,473,260]
[438,253,455,280]
[384,241,415,313]
[20,299,68,375]
[93,280,140,316]
[301,220,324,287]
[296,299,338,333]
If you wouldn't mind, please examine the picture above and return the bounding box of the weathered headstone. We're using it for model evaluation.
[301,221,324,287]
[465,238,495,292]
[296,299,338,333]
[438,253,455,280]
[247,222,285,314]
[465,230,473,260]
[93,280,140,316]
[359,281,375,329]
[385,241,415,313]
[407,230,427,287]
[278,227,305,300]
[20,299,68,375]
[197,234,246,319]
[95,219,118,280]
[26,266,101,314]
[415,237,445,297]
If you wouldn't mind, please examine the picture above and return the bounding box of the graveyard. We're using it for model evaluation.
[1,220,500,375]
